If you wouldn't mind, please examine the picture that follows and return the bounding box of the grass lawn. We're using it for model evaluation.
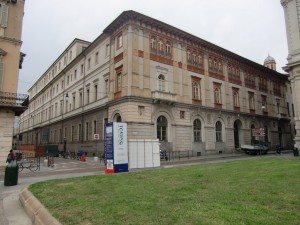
[29,158,300,225]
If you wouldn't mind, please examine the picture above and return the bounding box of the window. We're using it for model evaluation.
[276,99,280,114]
[106,44,110,56]
[187,51,191,64]
[180,111,185,119]
[151,37,156,53]
[214,87,221,104]
[78,124,82,141]
[85,122,89,141]
[216,121,222,142]
[198,54,203,67]
[94,84,98,101]
[79,91,83,107]
[117,33,123,48]
[72,95,75,110]
[86,89,90,104]
[95,52,99,65]
[233,89,239,107]
[0,3,9,28]
[193,82,200,100]
[193,53,197,66]
[193,119,202,142]
[71,126,75,142]
[166,42,171,57]
[93,120,97,134]
[105,79,109,95]
[261,95,267,111]
[287,102,290,116]
[87,58,91,70]
[74,69,77,80]
[138,106,145,116]
[64,56,67,65]
[81,64,84,75]
[249,92,255,110]
[157,116,167,141]
[158,40,164,56]
[69,50,72,60]
[158,74,165,92]
[116,73,122,92]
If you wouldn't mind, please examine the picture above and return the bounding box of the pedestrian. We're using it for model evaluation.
[6,149,17,167]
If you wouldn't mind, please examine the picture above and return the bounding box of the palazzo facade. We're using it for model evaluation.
[18,11,294,156]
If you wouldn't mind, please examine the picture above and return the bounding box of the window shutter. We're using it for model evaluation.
[0,4,9,28]
[0,62,4,90]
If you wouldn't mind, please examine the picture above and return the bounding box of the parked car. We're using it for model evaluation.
[241,140,270,155]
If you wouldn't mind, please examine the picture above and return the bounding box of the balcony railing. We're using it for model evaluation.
[0,91,28,107]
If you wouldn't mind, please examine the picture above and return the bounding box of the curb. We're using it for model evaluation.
[19,188,61,225]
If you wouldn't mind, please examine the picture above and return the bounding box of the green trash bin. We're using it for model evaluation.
[293,147,299,157]
[4,165,19,186]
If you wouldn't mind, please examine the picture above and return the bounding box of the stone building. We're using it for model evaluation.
[0,0,27,166]
[281,0,300,149]
[18,10,293,156]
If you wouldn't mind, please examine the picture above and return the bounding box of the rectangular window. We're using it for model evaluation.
[95,52,99,65]
[106,44,110,56]
[117,33,123,49]
[287,102,290,117]
[105,79,109,96]
[81,64,84,75]
[138,106,145,116]
[249,92,255,110]
[72,94,75,110]
[74,69,77,80]
[86,89,90,104]
[78,124,82,142]
[93,120,97,134]
[85,122,89,141]
[180,111,185,119]
[79,91,83,107]
[87,58,91,70]
[0,4,9,27]
[94,84,98,101]
[117,73,121,92]
[71,126,75,142]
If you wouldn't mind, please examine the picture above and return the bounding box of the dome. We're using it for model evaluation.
[264,54,276,64]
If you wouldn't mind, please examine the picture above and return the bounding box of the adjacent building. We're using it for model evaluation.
[0,0,27,166]
[18,10,293,156]
[281,0,300,149]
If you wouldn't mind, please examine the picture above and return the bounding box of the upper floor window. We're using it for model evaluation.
[0,3,9,28]
[151,37,157,53]
[166,42,171,57]
[158,40,164,56]
[117,33,123,49]
[95,52,99,65]
[87,58,91,70]
[261,95,267,112]
[193,82,200,100]
[116,73,122,92]
[187,51,191,64]
[233,89,239,107]
[158,74,165,92]
[214,87,221,104]
[249,92,255,110]
[106,44,110,57]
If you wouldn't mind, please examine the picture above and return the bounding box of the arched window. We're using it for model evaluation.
[193,82,200,100]
[114,113,122,122]
[157,116,167,141]
[187,51,191,64]
[166,42,171,57]
[158,40,164,56]
[216,121,222,142]
[214,87,221,104]
[158,74,165,92]
[233,91,239,107]
[193,119,202,142]
[151,37,156,53]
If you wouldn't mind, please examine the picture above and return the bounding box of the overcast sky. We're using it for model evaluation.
[18,0,288,94]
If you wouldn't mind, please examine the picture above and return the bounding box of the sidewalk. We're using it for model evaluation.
[0,151,295,225]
